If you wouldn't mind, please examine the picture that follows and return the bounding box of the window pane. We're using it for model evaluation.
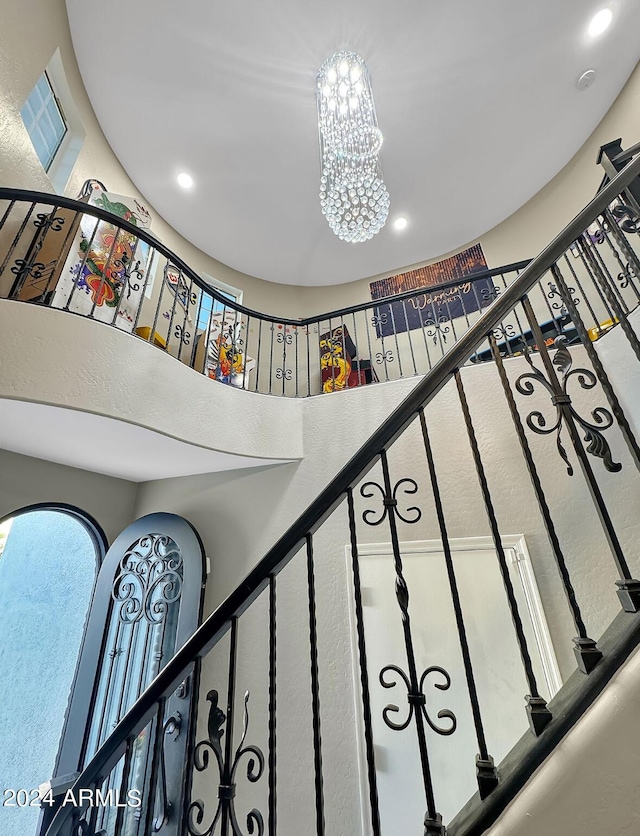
[19,100,36,132]
[36,73,50,101]
[46,98,65,140]
[30,125,51,169]
[20,72,67,173]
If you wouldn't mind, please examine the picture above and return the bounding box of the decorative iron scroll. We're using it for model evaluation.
[379,664,457,736]
[187,690,264,836]
[112,533,183,624]
[515,336,621,475]
[360,477,421,526]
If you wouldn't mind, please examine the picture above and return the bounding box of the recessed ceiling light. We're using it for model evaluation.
[588,8,613,37]
[177,172,194,189]
[393,217,408,231]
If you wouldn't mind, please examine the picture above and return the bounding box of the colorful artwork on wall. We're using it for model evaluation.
[369,244,492,338]
[52,186,153,331]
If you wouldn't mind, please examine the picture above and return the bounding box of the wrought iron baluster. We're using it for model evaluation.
[177,660,201,836]
[148,257,168,350]
[418,410,499,797]
[401,295,418,375]
[255,319,263,393]
[346,489,381,835]
[561,253,600,331]
[176,278,194,363]
[164,266,183,354]
[187,617,265,836]
[578,237,640,362]
[112,736,135,836]
[268,321,275,395]
[268,575,277,836]
[142,700,167,836]
[306,534,325,836]
[215,305,228,383]
[595,214,640,304]
[602,206,640,298]
[132,247,156,335]
[0,198,16,238]
[306,321,312,397]
[455,370,552,735]
[361,450,447,834]
[340,315,349,389]
[588,219,635,311]
[488,333,603,674]
[536,277,564,335]
[550,264,640,473]
[295,323,299,397]
[388,301,403,378]
[0,201,34,282]
[414,293,434,370]
[520,296,640,612]
[364,306,375,381]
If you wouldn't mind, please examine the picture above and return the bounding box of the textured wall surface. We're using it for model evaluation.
[487,644,640,836]
[0,449,137,544]
[0,300,304,465]
[133,333,640,833]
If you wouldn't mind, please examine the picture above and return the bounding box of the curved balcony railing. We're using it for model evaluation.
[0,185,535,396]
[38,153,640,835]
[3,185,639,400]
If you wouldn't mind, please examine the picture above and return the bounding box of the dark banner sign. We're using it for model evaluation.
[369,244,493,337]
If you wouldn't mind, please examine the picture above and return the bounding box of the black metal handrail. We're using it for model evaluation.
[42,149,640,836]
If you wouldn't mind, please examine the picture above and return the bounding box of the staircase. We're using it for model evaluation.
[4,150,640,836]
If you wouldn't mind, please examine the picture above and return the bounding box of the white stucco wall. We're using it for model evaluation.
[0,300,304,466]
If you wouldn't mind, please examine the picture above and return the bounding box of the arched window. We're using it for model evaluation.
[0,505,105,836]
[0,508,205,836]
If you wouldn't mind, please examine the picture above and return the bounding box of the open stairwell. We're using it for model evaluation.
[3,150,640,836]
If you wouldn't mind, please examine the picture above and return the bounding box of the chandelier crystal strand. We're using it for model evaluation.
[317,51,390,243]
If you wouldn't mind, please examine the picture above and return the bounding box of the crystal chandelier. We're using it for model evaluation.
[316,51,390,243]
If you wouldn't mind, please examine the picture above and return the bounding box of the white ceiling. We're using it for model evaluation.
[66,0,640,286]
[0,400,288,482]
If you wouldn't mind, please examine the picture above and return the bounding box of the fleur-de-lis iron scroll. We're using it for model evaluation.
[516,336,621,475]
[187,690,264,836]
[360,477,421,526]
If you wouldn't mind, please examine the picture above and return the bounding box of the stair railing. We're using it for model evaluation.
[0,184,531,396]
[41,151,640,836]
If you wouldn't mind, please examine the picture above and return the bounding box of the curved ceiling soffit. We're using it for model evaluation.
[66,0,640,286]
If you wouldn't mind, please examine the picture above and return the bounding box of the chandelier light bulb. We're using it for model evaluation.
[316,51,390,243]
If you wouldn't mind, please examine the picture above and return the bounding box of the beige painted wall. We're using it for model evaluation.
[0,448,137,544]
[1,0,638,321]
[486,642,640,836]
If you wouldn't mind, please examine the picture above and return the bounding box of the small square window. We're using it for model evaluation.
[20,72,67,172]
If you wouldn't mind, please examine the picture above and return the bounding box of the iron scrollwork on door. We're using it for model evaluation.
[515,336,621,475]
[187,690,264,836]
[112,533,184,623]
